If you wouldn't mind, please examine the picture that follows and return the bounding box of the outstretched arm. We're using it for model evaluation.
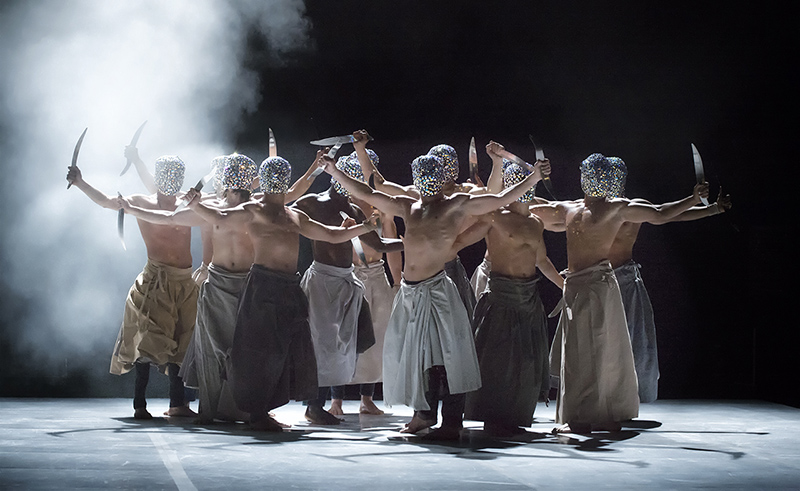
[124,146,157,194]
[117,196,205,227]
[485,141,506,194]
[460,159,549,216]
[296,208,379,244]
[621,182,709,224]
[352,130,421,199]
[647,187,731,224]
[67,166,121,210]
[323,155,412,218]
[185,188,252,229]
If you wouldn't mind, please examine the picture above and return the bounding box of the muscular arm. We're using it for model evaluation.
[530,201,568,232]
[324,160,412,218]
[352,130,421,199]
[296,209,376,244]
[620,183,708,224]
[285,150,326,203]
[67,166,121,210]
[119,198,205,227]
[187,192,252,229]
[459,162,546,216]
[485,142,505,194]
[536,243,565,290]
[645,188,730,224]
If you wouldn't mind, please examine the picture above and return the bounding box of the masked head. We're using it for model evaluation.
[503,159,537,203]
[580,153,627,198]
[259,156,292,194]
[411,154,445,197]
[210,155,229,198]
[154,155,185,196]
[331,155,366,197]
[428,144,459,182]
[349,149,380,169]
[223,153,258,192]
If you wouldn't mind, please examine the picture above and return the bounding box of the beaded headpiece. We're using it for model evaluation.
[580,153,627,198]
[223,153,258,191]
[428,144,459,182]
[331,155,365,197]
[259,156,292,194]
[411,154,445,197]
[503,159,537,203]
[154,156,185,196]
[210,155,229,198]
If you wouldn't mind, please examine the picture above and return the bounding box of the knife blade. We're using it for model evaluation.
[691,143,709,205]
[340,211,367,264]
[310,134,373,146]
[117,192,126,251]
[120,120,148,176]
[174,169,217,213]
[469,137,479,183]
[269,128,277,158]
[528,135,557,200]
[67,127,88,189]
[307,143,342,181]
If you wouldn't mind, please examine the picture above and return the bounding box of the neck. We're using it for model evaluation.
[261,193,285,205]
[507,200,529,215]
[156,192,176,208]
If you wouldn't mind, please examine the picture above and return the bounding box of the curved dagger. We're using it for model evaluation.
[468,137,479,183]
[173,169,217,213]
[310,134,373,146]
[120,120,148,176]
[117,192,126,251]
[340,211,367,265]
[529,135,557,200]
[67,127,88,189]
[691,143,709,205]
[269,128,277,157]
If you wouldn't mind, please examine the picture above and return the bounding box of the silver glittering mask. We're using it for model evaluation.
[503,160,537,203]
[428,144,459,182]
[580,153,627,198]
[223,154,258,191]
[411,154,445,197]
[154,155,185,196]
[331,155,364,197]
[348,148,380,169]
[211,155,229,198]
[259,156,292,194]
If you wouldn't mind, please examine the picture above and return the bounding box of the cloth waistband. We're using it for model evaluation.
[613,260,642,278]
[144,259,193,279]
[487,272,541,299]
[355,259,385,275]
[402,269,446,287]
[565,260,613,279]
[250,263,301,284]
[208,262,249,279]
[309,260,355,277]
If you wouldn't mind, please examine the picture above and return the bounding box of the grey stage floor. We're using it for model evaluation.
[1,398,798,490]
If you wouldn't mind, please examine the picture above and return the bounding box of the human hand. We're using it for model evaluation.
[715,186,731,212]
[693,181,710,203]
[66,165,83,187]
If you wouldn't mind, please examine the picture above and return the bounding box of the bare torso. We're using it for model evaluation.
[563,197,628,272]
[293,190,359,268]
[207,195,255,273]
[245,198,305,274]
[401,194,470,282]
[130,194,193,269]
[608,221,642,268]
[485,202,545,279]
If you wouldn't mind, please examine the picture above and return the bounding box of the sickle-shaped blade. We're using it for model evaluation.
[691,143,709,205]
[117,192,127,251]
[120,120,148,176]
[496,148,535,173]
[340,211,367,265]
[174,169,217,213]
[469,137,479,183]
[529,135,557,200]
[269,128,277,157]
[67,127,88,189]
[307,143,342,181]
[310,134,373,146]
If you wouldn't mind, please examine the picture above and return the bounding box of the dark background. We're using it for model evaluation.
[1,2,796,407]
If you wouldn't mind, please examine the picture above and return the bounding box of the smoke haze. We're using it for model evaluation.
[0,0,312,387]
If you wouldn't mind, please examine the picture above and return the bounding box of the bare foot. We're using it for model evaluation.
[399,414,436,434]
[328,399,344,416]
[359,397,384,415]
[304,406,343,425]
[250,415,285,432]
[134,408,153,420]
[422,425,462,441]
[166,405,198,417]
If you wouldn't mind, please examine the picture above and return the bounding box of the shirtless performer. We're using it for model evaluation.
[609,189,732,403]
[323,152,403,417]
[293,155,403,425]
[529,153,709,434]
[183,155,380,431]
[67,155,198,420]
[352,132,486,317]
[464,158,565,437]
[322,150,549,440]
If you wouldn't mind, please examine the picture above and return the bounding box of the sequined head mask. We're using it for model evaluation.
[580,153,627,198]
[259,156,292,194]
[331,155,365,197]
[223,154,258,191]
[428,144,459,182]
[210,155,229,198]
[503,159,537,203]
[411,154,445,197]
[154,156,185,196]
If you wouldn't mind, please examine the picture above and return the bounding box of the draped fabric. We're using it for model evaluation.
[352,260,397,384]
[445,256,477,318]
[469,258,491,303]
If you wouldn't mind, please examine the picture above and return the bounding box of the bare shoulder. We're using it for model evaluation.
[128,193,156,207]
[292,193,319,212]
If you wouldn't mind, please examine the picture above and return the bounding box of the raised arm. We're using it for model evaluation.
[323,155,412,218]
[284,149,326,203]
[352,130,421,199]
[67,165,121,210]
[620,182,709,224]
[485,141,506,194]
